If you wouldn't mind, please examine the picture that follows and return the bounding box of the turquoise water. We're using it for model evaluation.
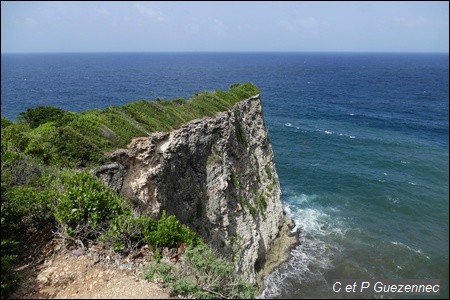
[2,53,448,298]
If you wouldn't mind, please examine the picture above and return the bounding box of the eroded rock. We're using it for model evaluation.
[94,94,299,285]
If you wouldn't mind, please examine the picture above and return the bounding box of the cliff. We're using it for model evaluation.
[94,92,299,285]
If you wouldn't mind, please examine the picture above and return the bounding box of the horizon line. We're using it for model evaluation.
[1,50,449,55]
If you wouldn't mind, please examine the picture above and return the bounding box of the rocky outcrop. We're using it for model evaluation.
[94,94,299,285]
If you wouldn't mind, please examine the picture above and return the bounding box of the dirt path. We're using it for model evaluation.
[9,228,173,299]
[12,253,171,299]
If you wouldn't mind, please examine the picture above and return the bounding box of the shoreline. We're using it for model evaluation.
[257,214,300,292]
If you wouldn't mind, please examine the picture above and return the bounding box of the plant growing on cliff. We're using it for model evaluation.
[235,122,248,147]
[206,144,221,166]
[255,192,268,215]
[143,243,256,299]
[265,165,273,179]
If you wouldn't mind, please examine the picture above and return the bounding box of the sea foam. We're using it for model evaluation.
[260,197,346,298]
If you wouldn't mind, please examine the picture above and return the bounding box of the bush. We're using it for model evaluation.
[1,238,20,299]
[51,126,104,167]
[146,211,200,248]
[141,234,255,298]
[1,122,31,152]
[24,122,104,167]
[1,150,43,188]
[180,244,256,299]
[17,106,67,129]
[170,278,198,296]
[143,260,174,282]
[24,122,58,165]
[53,171,132,239]
[1,116,12,128]
[4,186,54,224]
[53,173,200,250]
[100,215,156,251]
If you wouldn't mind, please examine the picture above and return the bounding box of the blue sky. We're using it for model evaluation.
[1,1,448,53]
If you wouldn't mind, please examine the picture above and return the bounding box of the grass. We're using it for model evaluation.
[12,82,259,168]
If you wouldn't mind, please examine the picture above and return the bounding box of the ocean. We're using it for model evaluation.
[1,52,448,298]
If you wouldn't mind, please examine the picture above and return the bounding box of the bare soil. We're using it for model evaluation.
[9,224,173,299]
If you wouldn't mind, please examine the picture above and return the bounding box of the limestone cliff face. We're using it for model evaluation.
[94,94,298,284]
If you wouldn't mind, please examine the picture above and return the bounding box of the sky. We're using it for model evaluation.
[1,1,448,53]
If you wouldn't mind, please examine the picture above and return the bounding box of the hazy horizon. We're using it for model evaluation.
[2,1,448,54]
[1,50,449,55]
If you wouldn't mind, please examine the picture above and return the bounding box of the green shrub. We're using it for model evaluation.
[1,122,31,152]
[184,244,227,273]
[51,126,104,167]
[24,122,104,167]
[230,172,241,188]
[229,277,256,299]
[24,122,58,165]
[206,145,221,166]
[143,260,174,282]
[146,211,200,248]
[100,215,156,251]
[17,106,67,129]
[143,243,255,299]
[53,170,132,238]
[170,278,198,296]
[1,238,20,299]
[1,151,43,188]
[1,116,13,128]
[51,172,200,250]
[229,82,259,99]
[4,186,54,223]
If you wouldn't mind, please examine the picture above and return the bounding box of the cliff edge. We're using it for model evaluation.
[95,92,299,286]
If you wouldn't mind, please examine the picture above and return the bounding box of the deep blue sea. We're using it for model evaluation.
[1,52,449,298]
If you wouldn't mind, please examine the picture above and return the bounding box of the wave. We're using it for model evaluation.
[260,199,346,298]
[390,241,430,260]
[282,122,301,130]
[386,195,400,205]
[316,128,357,139]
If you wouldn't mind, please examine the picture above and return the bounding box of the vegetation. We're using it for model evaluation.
[265,165,273,179]
[1,83,259,298]
[206,144,221,166]
[240,197,257,219]
[143,244,256,299]
[17,106,67,129]
[235,122,248,147]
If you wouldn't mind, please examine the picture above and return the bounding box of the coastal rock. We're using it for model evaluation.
[92,163,125,192]
[95,94,299,285]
